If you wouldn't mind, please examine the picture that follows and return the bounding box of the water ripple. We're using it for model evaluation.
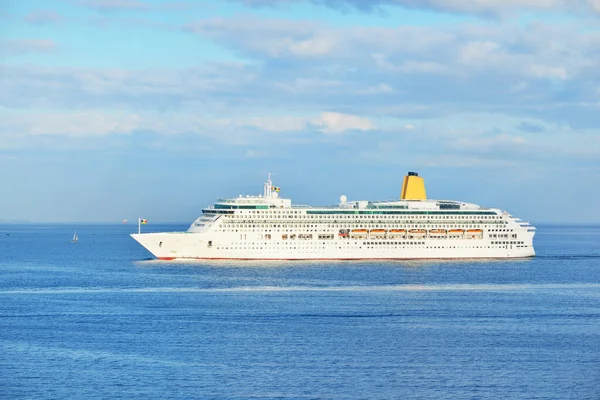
[2,283,600,295]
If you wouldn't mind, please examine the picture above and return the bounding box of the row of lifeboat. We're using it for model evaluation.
[341,228,483,238]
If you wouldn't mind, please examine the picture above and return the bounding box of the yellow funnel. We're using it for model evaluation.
[401,172,427,200]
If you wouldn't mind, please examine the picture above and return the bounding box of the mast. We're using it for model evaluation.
[264,172,273,198]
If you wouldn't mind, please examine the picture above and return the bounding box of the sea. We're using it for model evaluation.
[1,223,599,399]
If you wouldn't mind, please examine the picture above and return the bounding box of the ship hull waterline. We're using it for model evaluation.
[131,232,535,261]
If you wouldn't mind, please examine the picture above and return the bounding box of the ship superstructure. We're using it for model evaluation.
[131,172,536,260]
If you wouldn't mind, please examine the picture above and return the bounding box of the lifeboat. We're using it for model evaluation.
[408,229,427,237]
[369,229,386,237]
[467,229,483,233]
[350,229,368,237]
[429,229,447,235]
[448,229,464,236]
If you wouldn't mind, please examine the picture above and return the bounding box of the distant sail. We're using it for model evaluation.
[122,219,128,223]
[71,231,78,242]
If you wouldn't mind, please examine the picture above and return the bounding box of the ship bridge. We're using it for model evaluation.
[205,174,292,211]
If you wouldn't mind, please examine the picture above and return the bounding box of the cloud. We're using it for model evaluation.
[79,0,207,13]
[529,64,569,80]
[458,40,501,65]
[184,17,599,86]
[356,83,394,94]
[180,17,600,126]
[86,15,175,29]
[229,0,600,17]
[159,2,203,11]
[184,18,330,58]
[81,0,150,12]
[1,111,141,138]
[1,13,597,114]
[2,15,600,167]
[590,0,600,12]
[0,110,374,142]
[1,109,598,178]
[3,14,600,128]
[518,121,547,133]
[0,63,261,110]
[0,39,58,56]
[451,133,528,151]
[185,17,454,60]
[372,54,450,75]
[317,112,375,133]
[23,10,65,25]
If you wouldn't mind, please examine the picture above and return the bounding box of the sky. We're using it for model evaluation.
[1,0,599,224]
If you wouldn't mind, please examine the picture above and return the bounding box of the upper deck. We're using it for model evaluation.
[203,173,493,214]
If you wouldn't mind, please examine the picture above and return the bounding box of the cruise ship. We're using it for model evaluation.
[131,172,536,260]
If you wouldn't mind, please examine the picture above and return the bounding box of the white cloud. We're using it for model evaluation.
[317,112,375,133]
[373,54,449,74]
[288,36,339,56]
[458,41,501,65]
[390,0,568,16]
[2,15,600,153]
[0,111,376,140]
[511,81,529,92]
[452,133,528,151]
[588,0,600,12]
[529,65,569,80]
[183,17,599,88]
[2,112,141,138]
[232,0,600,17]
[356,83,394,94]
[221,116,309,132]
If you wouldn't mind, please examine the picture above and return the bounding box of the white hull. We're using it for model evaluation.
[131,232,535,260]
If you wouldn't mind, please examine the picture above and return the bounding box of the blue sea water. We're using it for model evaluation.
[0,224,599,399]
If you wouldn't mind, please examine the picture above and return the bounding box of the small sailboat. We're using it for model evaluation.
[71,231,78,242]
